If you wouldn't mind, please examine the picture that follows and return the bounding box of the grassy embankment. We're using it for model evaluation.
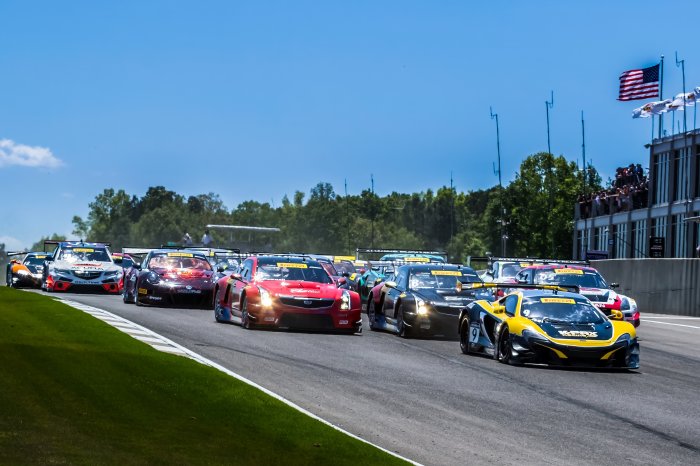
[0,288,407,465]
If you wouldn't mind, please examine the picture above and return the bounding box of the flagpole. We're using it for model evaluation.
[545,91,554,154]
[676,52,686,134]
[658,55,664,139]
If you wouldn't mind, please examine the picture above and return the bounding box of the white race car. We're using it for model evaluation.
[42,241,123,293]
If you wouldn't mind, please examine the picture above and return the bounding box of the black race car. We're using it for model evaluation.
[122,249,217,309]
[366,263,491,337]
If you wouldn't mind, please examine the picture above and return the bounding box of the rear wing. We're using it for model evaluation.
[122,247,155,256]
[467,256,589,267]
[467,282,581,294]
[44,239,112,252]
[355,248,448,260]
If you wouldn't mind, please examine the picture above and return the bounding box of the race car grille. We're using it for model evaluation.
[279,297,335,309]
[277,313,335,330]
[73,271,102,280]
[433,304,464,317]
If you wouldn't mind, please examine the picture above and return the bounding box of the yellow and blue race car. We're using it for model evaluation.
[458,284,639,369]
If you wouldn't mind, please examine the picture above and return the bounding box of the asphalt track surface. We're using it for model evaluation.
[38,291,700,465]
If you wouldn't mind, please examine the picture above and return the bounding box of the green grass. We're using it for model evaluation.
[0,288,407,465]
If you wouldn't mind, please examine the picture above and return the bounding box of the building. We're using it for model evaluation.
[573,129,700,259]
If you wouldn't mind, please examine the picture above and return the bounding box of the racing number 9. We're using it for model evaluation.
[469,324,480,343]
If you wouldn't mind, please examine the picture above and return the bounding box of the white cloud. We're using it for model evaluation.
[0,235,28,251]
[0,138,62,168]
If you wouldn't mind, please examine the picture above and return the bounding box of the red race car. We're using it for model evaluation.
[213,255,362,333]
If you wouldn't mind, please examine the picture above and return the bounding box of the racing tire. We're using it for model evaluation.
[496,327,517,365]
[459,317,471,355]
[367,298,379,331]
[397,304,411,339]
[241,298,253,329]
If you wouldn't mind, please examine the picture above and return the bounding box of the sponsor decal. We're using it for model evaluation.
[405,257,430,262]
[35,255,47,259]
[289,288,320,293]
[167,252,194,257]
[522,309,531,316]
[540,297,576,304]
[558,330,598,338]
[430,270,462,276]
[71,248,95,253]
[339,320,349,325]
[554,268,583,275]
[138,288,148,295]
[264,316,275,322]
[277,262,308,269]
[334,255,355,262]
[519,262,531,267]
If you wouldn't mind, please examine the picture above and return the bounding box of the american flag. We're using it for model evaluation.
[618,64,660,101]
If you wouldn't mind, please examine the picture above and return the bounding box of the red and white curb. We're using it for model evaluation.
[56,298,421,466]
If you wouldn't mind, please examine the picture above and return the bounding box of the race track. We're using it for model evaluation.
[39,292,700,465]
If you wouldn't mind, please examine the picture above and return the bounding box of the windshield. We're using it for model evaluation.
[255,260,333,284]
[148,254,212,270]
[533,269,607,288]
[521,297,606,324]
[58,247,111,263]
[25,255,48,266]
[499,263,523,279]
[319,261,338,277]
[409,269,482,290]
[333,261,356,275]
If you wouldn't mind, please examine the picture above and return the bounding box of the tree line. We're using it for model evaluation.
[4,152,601,275]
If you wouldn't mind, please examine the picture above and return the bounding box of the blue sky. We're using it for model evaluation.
[1,0,699,249]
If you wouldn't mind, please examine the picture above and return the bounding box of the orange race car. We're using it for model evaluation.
[5,251,50,288]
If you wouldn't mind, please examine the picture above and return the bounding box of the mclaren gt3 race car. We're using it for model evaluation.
[458,284,639,369]
[366,263,491,337]
[42,241,123,293]
[123,249,216,308]
[6,252,49,288]
[213,255,362,333]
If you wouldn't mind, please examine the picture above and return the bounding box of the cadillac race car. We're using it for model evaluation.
[42,241,123,293]
[458,284,639,369]
[213,255,362,333]
[514,264,639,327]
[6,252,49,288]
[122,249,216,309]
[366,263,491,337]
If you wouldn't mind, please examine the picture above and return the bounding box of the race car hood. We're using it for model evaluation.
[152,267,215,283]
[414,288,491,305]
[535,320,614,341]
[52,260,121,273]
[261,280,339,298]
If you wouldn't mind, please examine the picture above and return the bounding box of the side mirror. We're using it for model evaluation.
[384,280,397,289]
[492,304,506,314]
[610,283,620,289]
[134,262,142,270]
[609,309,623,320]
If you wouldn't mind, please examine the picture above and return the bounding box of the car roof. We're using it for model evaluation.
[522,264,597,272]
[399,263,477,273]
[150,249,208,258]
[256,255,323,266]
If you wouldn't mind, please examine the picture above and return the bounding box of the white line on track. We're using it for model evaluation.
[643,320,700,330]
[54,297,420,466]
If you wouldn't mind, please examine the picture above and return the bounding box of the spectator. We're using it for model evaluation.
[182,232,193,246]
[202,229,213,246]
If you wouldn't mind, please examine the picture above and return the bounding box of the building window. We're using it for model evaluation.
[673,148,691,201]
[596,226,609,251]
[651,216,667,238]
[632,219,647,258]
[673,214,687,257]
[614,223,627,258]
[653,152,670,204]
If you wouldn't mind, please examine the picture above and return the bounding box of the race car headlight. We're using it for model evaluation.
[17,269,30,276]
[104,270,122,278]
[259,287,273,308]
[416,298,429,316]
[146,271,160,284]
[615,333,632,344]
[340,290,351,310]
